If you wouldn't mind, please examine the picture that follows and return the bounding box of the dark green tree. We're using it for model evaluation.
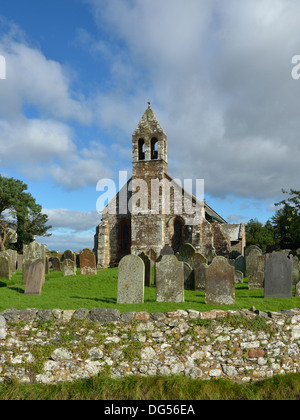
[245,218,275,251]
[0,175,51,252]
[272,189,300,250]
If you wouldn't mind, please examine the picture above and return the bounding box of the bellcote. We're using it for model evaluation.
[132,102,167,165]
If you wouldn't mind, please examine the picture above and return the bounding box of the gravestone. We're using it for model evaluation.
[17,254,23,271]
[156,255,184,302]
[51,257,61,271]
[61,259,77,277]
[234,270,244,284]
[22,242,47,285]
[296,282,300,297]
[248,255,265,289]
[194,262,208,291]
[264,252,293,298]
[178,243,196,263]
[0,255,12,280]
[24,260,45,295]
[61,249,76,263]
[205,256,235,305]
[183,262,194,290]
[5,250,17,274]
[189,252,208,269]
[292,256,300,285]
[245,246,262,278]
[235,255,245,276]
[79,248,97,275]
[160,245,174,256]
[138,252,151,287]
[117,255,144,304]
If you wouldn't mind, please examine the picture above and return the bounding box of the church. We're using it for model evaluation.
[94,103,245,267]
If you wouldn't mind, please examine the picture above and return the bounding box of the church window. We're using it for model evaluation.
[119,219,131,254]
[138,139,145,160]
[151,138,158,160]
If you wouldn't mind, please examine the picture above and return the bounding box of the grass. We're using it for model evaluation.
[0,267,299,313]
[0,372,299,400]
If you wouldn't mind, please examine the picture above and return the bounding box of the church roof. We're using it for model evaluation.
[133,102,166,137]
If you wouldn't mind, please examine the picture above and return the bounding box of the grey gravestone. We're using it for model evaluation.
[248,255,265,289]
[51,257,61,271]
[0,255,12,280]
[245,245,262,257]
[117,255,144,304]
[79,248,97,275]
[234,270,244,284]
[178,243,196,263]
[24,260,45,295]
[156,255,184,302]
[22,242,46,285]
[235,255,245,276]
[160,245,174,256]
[245,247,262,278]
[189,252,208,269]
[183,262,194,290]
[205,256,235,305]
[5,250,17,274]
[264,252,293,298]
[138,252,151,287]
[61,258,77,277]
[17,254,23,270]
[194,262,208,291]
[62,249,76,263]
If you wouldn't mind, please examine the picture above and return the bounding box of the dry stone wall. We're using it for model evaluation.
[0,307,300,385]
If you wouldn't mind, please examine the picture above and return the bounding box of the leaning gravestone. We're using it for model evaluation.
[22,242,46,285]
[79,248,97,275]
[0,255,12,280]
[245,246,262,278]
[24,260,45,295]
[264,252,293,298]
[156,255,184,302]
[61,259,77,277]
[205,256,235,305]
[51,257,61,271]
[138,252,151,287]
[178,243,196,263]
[117,255,144,304]
[183,262,194,290]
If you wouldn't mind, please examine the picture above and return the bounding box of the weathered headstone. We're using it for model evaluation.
[17,254,23,271]
[234,270,244,284]
[235,255,246,276]
[5,250,17,274]
[22,242,47,285]
[160,245,174,256]
[264,252,293,298]
[205,256,235,305]
[245,246,262,278]
[156,255,184,302]
[138,252,151,287]
[183,262,194,290]
[24,260,45,295]
[248,255,265,289]
[0,255,12,280]
[117,255,144,304]
[189,252,208,269]
[61,249,76,263]
[61,258,77,277]
[292,256,300,285]
[51,257,61,271]
[79,248,97,275]
[194,262,208,291]
[178,243,196,263]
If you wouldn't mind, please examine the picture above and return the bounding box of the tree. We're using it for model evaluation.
[272,189,300,250]
[245,218,275,251]
[0,175,52,252]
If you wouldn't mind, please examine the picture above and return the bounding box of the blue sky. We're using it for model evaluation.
[0,0,300,251]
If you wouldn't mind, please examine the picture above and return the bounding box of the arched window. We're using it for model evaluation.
[172,217,185,253]
[138,139,145,160]
[119,219,131,254]
[151,138,158,160]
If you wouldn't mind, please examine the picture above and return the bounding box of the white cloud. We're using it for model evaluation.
[44,208,101,232]
[85,0,300,201]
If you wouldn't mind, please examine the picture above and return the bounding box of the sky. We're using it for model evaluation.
[0,0,300,252]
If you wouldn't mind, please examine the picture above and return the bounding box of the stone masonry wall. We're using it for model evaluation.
[0,307,300,385]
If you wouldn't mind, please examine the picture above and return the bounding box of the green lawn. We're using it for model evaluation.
[0,268,299,313]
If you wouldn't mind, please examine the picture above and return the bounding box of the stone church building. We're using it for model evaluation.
[95,103,245,268]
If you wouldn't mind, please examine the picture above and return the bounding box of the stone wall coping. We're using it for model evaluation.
[1,307,300,324]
